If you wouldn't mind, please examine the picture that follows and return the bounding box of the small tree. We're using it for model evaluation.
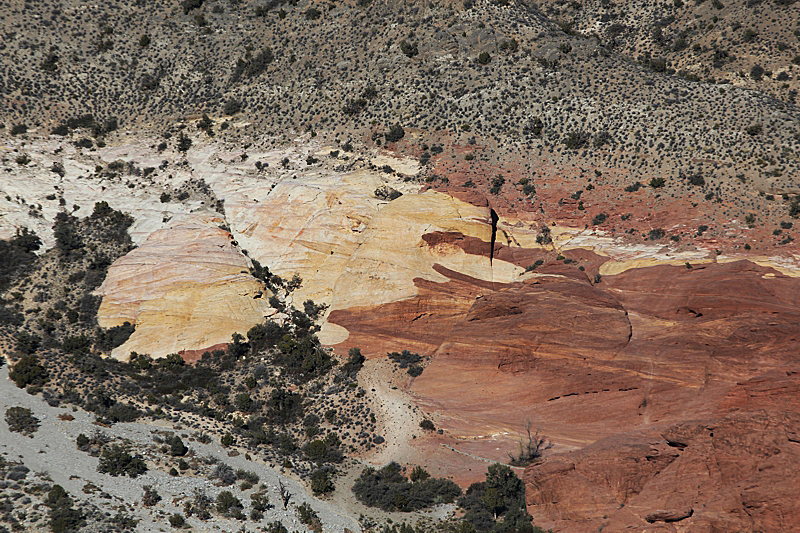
[9,355,49,388]
[410,466,431,482]
[177,133,192,153]
[399,40,419,58]
[223,99,242,115]
[142,485,161,507]
[311,468,334,494]
[98,444,147,478]
[5,407,40,436]
[170,435,188,456]
[508,421,552,466]
[384,123,405,143]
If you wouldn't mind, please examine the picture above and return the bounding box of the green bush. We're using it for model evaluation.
[563,131,589,150]
[477,51,491,65]
[458,463,535,532]
[9,355,49,388]
[385,123,405,143]
[745,124,762,136]
[388,350,421,368]
[170,435,188,456]
[5,407,40,436]
[98,444,147,478]
[311,468,335,494]
[95,322,135,352]
[49,504,85,533]
[0,228,40,292]
[400,40,419,58]
[223,99,242,115]
[352,462,461,511]
[168,513,185,527]
[216,490,243,516]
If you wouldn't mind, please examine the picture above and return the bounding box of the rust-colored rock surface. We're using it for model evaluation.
[328,227,800,532]
[524,410,800,533]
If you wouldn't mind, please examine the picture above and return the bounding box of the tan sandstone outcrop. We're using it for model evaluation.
[96,211,271,359]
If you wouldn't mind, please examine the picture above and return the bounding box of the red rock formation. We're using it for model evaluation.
[525,410,800,532]
[329,230,800,532]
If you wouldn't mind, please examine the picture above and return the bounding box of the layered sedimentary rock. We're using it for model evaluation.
[325,229,800,531]
[524,403,800,532]
[96,212,270,359]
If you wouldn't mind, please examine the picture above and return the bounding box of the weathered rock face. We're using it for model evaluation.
[326,232,800,531]
[97,212,271,359]
[524,409,800,533]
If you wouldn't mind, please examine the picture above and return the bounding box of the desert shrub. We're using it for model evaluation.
[563,130,589,149]
[5,407,40,436]
[388,350,422,368]
[410,466,431,482]
[272,334,334,383]
[593,130,613,148]
[342,98,368,115]
[591,213,608,225]
[184,489,214,520]
[296,502,321,529]
[352,462,461,511]
[182,0,203,14]
[15,331,41,355]
[745,124,762,136]
[98,444,147,478]
[490,176,506,195]
[223,99,242,115]
[10,123,28,135]
[682,171,705,186]
[49,503,84,533]
[170,435,188,456]
[311,468,335,494]
[385,123,405,143]
[649,177,665,188]
[420,419,435,431]
[477,51,491,64]
[177,133,192,152]
[168,513,185,527]
[142,485,161,507]
[231,48,274,83]
[458,463,533,532]
[9,355,49,388]
[266,522,289,533]
[342,347,365,376]
[407,365,423,377]
[305,7,321,19]
[212,463,236,485]
[46,485,71,509]
[95,322,135,352]
[236,469,259,484]
[0,228,40,291]
[399,40,419,58]
[216,491,243,516]
[648,228,666,240]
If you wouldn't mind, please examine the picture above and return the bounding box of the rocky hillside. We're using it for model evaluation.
[2,0,800,531]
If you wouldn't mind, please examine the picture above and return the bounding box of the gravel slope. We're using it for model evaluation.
[0,365,361,533]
